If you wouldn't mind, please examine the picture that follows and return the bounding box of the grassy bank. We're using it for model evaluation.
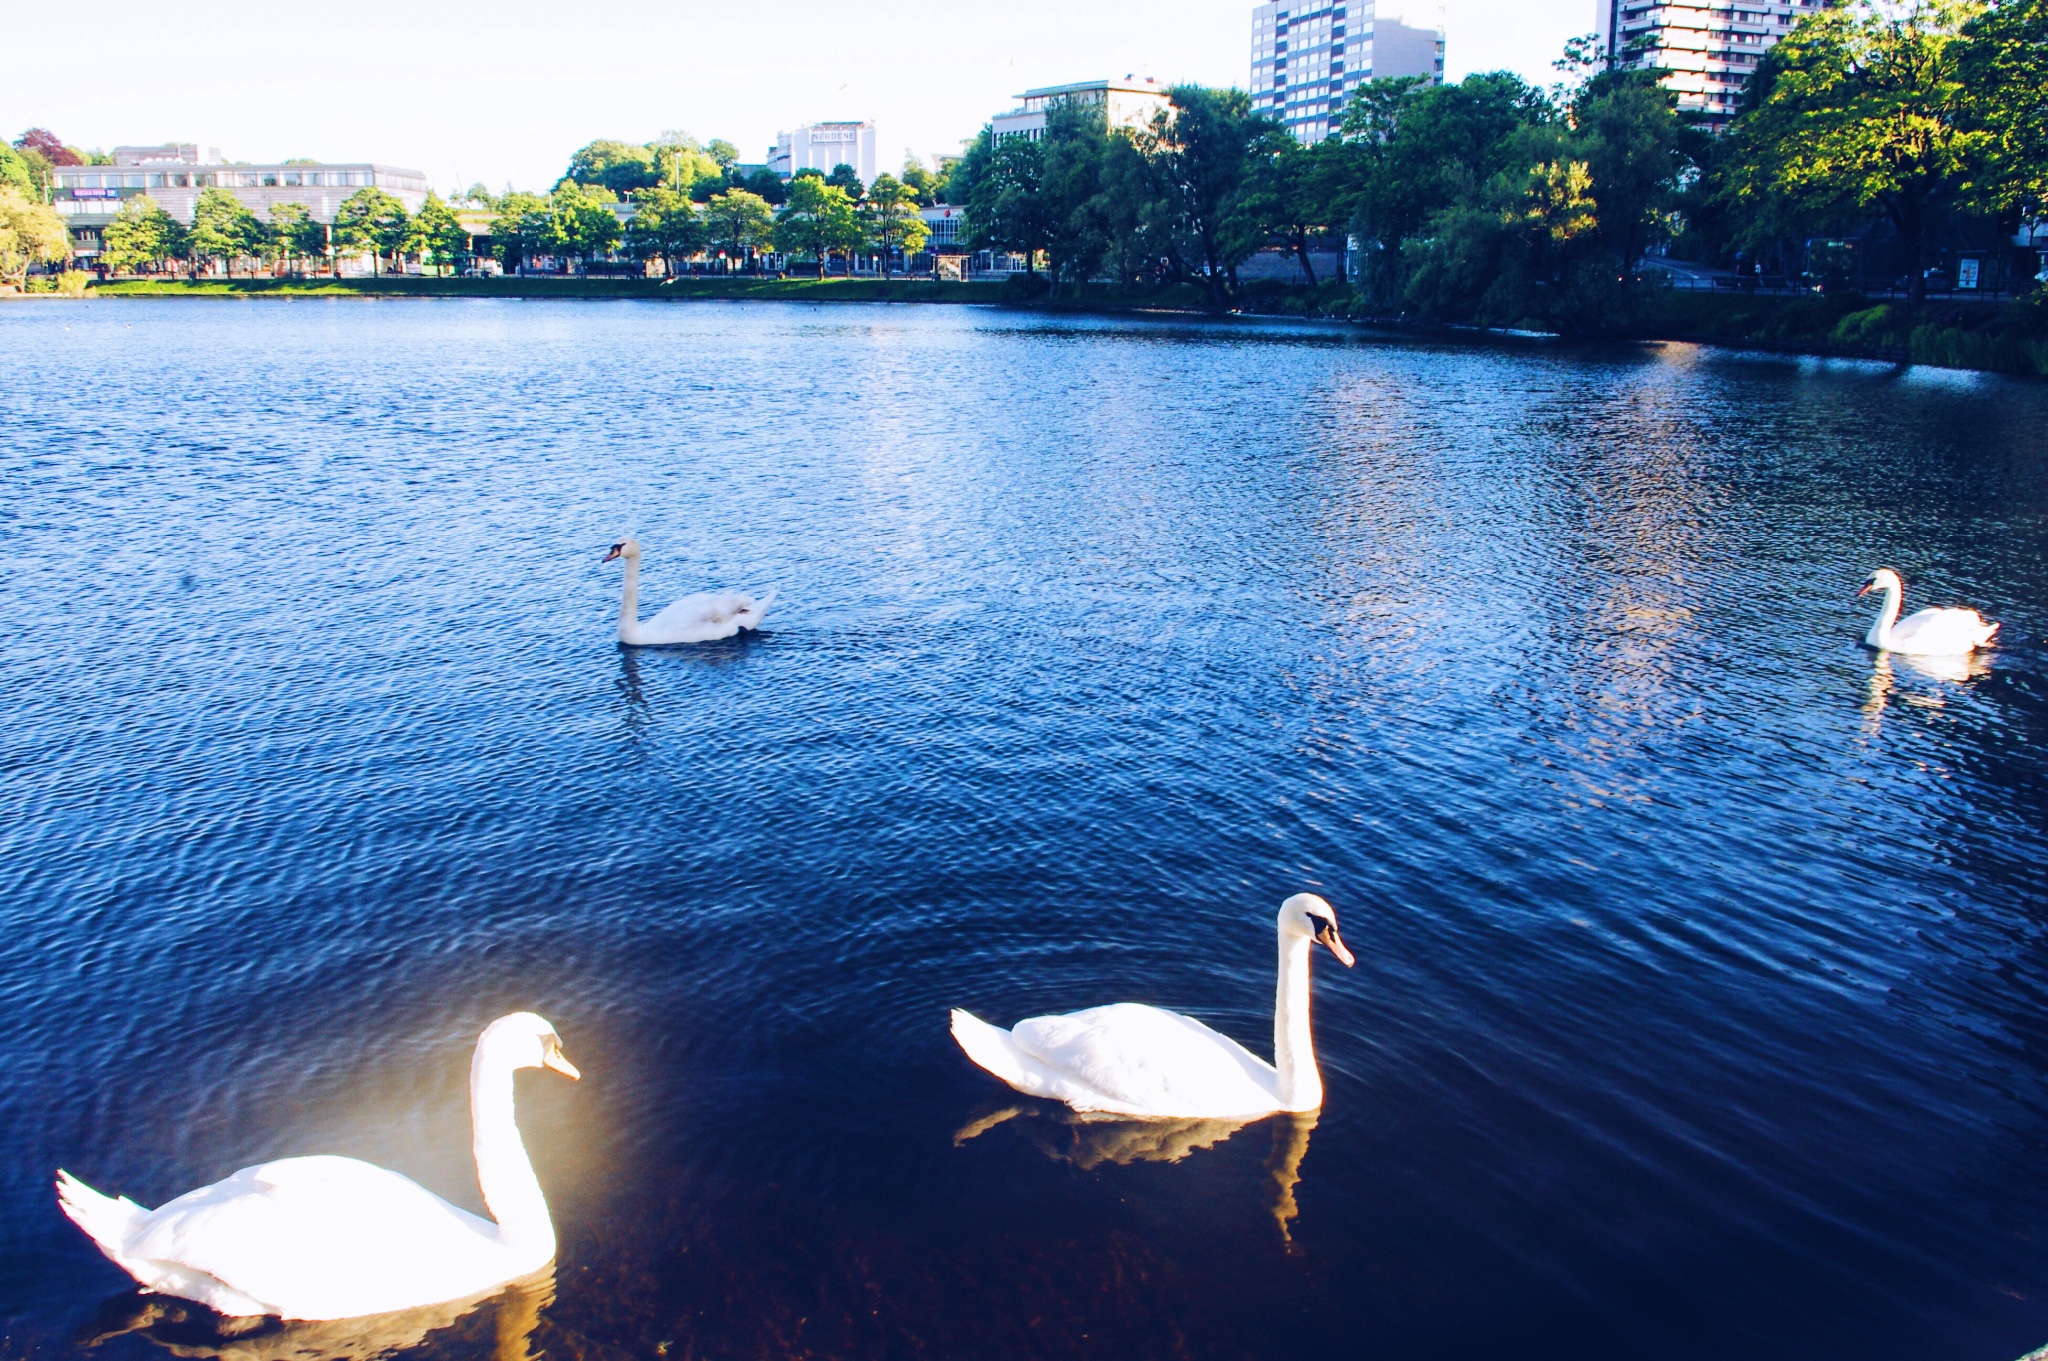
[87,275,1007,303]
[1639,290,2048,375]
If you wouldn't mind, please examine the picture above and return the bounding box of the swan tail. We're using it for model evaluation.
[56,1170,147,1269]
[745,589,777,625]
[1982,619,2000,644]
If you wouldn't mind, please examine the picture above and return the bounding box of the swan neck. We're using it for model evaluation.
[1274,928,1322,1111]
[619,555,641,638]
[471,1049,554,1254]
[1868,583,1902,647]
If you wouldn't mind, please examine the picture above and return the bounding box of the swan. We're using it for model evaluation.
[602,538,775,645]
[1858,567,1998,656]
[950,893,1355,1119]
[55,1013,580,1321]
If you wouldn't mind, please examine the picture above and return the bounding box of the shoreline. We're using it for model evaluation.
[15,275,2043,378]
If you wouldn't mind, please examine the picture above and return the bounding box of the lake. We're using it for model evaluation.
[3,299,2046,1361]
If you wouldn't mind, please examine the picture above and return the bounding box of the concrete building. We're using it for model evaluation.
[1597,0,1832,129]
[990,78,1173,142]
[768,122,879,185]
[1251,4,1445,144]
[52,144,428,261]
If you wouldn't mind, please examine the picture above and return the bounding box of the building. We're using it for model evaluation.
[1597,0,1832,129]
[768,122,879,185]
[52,144,429,261]
[1251,4,1445,144]
[990,78,1174,142]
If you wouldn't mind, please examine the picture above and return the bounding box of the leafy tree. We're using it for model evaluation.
[649,134,722,194]
[98,194,186,274]
[1249,135,1347,285]
[1570,68,1702,282]
[189,186,264,277]
[960,126,1054,274]
[1721,0,1991,304]
[862,173,930,277]
[0,144,32,197]
[12,128,81,201]
[566,140,659,196]
[548,181,622,271]
[458,182,497,210]
[412,191,466,275]
[488,191,553,273]
[0,186,71,285]
[1145,85,1290,303]
[268,202,326,274]
[775,174,859,275]
[900,160,943,207]
[742,166,787,205]
[702,188,775,266]
[825,163,866,200]
[706,139,740,169]
[625,185,707,275]
[1961,0,2048,213]
[333,186,410,276]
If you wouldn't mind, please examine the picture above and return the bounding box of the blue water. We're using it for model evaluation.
[3,299,2046,1361]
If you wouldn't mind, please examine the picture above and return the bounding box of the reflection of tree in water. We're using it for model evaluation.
[76,1271,586,1361]
[615,648,650,746]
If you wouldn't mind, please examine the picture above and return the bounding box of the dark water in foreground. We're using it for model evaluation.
[3,300,2047,1361]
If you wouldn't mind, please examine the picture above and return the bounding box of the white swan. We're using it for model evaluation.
[602,538,774,645]
[55,1013,580,1321]
[1859,567,1998,656]
[950,893,1355,1119]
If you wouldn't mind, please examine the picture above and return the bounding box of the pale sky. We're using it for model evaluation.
[2,0,1592,193]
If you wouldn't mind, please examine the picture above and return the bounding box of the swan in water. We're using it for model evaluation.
[1859,567,1998,656]
[950,893,1355,1119]
[602,539,774,645]
[56,1013,580,1321]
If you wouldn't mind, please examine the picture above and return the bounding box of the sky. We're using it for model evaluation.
[2,0,1593,193]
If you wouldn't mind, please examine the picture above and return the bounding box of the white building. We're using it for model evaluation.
[990,78,1174,143]
[769,122,879,185]
[52,144,429,259]
[1597,0,1832,128]
[1251,4,1445,144]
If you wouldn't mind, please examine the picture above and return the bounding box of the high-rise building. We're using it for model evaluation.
[1250,3,1445,144]
[769,122,879,185]
[1596,0,1832,129]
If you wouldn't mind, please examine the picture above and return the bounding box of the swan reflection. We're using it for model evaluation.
[956,1104,1320,1245]
[1862,649,1988,730]
[79,1269,555,1361]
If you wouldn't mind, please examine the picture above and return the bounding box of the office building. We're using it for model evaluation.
[990,78,1174,142]
[51,144,428,259]
[1251,4,1445,144]
[1596,0,1832,128]
[769,122,879,185]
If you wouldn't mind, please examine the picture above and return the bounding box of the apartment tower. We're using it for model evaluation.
[1250,3,1446,145]
[1596,0,1831,128]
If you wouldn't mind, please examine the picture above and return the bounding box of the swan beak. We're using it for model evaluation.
[1315,921,1356,968]
[601,545,622,564]
[1856,582,1874,597]
[543,1049,581,1081]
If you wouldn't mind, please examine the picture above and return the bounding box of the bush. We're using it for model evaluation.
[55,270,90,297]
[998,272,1051,302]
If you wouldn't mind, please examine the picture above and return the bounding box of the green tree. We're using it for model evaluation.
[1961,0,2048,212]
[774,174,858,275]
[1250,135,1347,286]
[648,134,723,194]
[959,126,1054,274]
[488,191,553,274]
[268,202,326,275]
[99,193,185,274]
[862,173,930,277]
[702,188,775,267]
[566,139,660,195]
[189,186,265,277]
[742,166,787,205]
[412,191,466,275]
[825,163,866,200]
[900,160,943,207]
[548,181,622,271]
[0,144,32,197]
[0,186,71,285]
[1145,85,1290,303]
[624,185,707,275]
[706,139,740,169]
[333,186,410,277]
[1722,0,1992,304]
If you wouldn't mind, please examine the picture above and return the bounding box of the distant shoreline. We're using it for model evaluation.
[18,276,2044,379]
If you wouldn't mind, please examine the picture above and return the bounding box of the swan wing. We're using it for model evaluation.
[123,1156,506,1320]
[1889,607,1998,656]
[1009,1004,1280,1118]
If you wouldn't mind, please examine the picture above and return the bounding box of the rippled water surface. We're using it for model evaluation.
[4,299,2048,1361]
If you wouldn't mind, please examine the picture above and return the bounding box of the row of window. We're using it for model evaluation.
[59,169,421,191]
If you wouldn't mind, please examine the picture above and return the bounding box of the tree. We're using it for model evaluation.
[625,185,707,275]
[0,186,70,285]
[189,186,264,277]
[1721,0,1991,305]
[742,166,787,205]
[648,134,723,195]
[333,186,410,277]
[1250,135,1347,286]
[566,140,659,196]
[900,160,944,207]
[1145,85,1289,303]
[702,188,775,266]
[548,181,622,272]
[0,144,32,197]
[488,192,553,274]
[1568,63,1702,283]
[774,175,858,275]
[99,194,185,274]
[269,202,326,275]
[825,163,866,200]
[412,191,466,275]
[12,128,81,201]
[1962,0,2048,213]
[706,139,741,169]
[960,126,1054,274]
[861,173,929,277]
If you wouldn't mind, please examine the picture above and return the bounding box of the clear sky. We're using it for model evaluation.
[3,0,1592,193]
